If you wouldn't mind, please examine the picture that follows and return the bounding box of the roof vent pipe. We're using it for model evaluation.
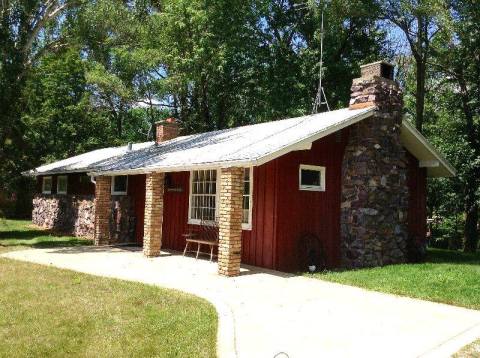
[127,142,133,152]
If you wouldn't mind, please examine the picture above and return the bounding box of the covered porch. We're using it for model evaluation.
[93,167,245,277]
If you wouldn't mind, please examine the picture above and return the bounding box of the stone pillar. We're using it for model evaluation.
[218,167,243,277]
[94,176,112,245]
[143,172,165,257]
[341,62,409,268]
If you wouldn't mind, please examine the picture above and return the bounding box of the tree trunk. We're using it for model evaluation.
[415,59,426,133]
[464,200,478,253]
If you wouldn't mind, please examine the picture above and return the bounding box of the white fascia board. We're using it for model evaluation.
[419,160,440,168]
[401,119,456,177]
[23,168,90,177]
[252,108,374,167]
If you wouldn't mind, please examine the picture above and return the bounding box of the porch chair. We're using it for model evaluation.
[182,220,219,261]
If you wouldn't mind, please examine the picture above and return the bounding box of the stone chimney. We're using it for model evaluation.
[340,61,409,268]
[155,118,180,144]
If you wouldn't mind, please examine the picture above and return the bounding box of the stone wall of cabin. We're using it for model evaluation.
[32,194,137,243]
[32,195,95,238]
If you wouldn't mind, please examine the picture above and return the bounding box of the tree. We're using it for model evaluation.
[428,0,480,252]
[0,0,81,212]
[381,0,449,132]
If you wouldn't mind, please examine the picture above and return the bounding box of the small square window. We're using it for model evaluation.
[112,175,128,195]
[299,165,325,191]
[42,176,52,194]
[57,176,68,194]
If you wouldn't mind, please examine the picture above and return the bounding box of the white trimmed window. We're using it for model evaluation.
[111,175,128,195]
[188,168,253,229]
[299,165,326,191]
[189,169,218,224]
[42,176,52,194]
[57,175,68,194]
[242,168,253,230]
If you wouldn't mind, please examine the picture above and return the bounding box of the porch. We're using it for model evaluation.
[94,168,245,277]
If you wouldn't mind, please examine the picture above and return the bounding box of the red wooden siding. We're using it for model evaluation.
[407,151,427,242]
[270,130,349,271]
[162,172,191,251]
[155,130,349,271]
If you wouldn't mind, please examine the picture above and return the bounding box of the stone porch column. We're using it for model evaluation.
[143,172,165,257]
[94,176,111,245]
[218,167,243,277]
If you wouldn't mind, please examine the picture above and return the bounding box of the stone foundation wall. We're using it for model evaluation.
[32,195,95,238]
[341,75,409,268]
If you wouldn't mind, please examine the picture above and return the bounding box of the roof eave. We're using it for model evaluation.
[401,119,456,177]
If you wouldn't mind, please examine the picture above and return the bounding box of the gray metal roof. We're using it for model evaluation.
[25,106,455,178]
[88,107,374,174]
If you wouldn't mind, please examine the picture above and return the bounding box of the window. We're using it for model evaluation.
[188,168,254,229]
[111,175,128,195]
[242,168,253,230]
[42,176,52,194]
[189,169,218,223]
[299,165,325,191]
[57,176,68,194]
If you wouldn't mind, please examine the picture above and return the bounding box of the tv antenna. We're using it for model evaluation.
[294,1,330,113]
[312,6,330,113]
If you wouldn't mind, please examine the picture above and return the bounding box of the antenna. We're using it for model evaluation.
[294,1,330,113]
[312,5,330,113]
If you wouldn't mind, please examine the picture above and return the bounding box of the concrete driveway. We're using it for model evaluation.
[3,247,480,358]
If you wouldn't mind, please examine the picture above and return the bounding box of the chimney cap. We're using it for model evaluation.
[360,61,394,80]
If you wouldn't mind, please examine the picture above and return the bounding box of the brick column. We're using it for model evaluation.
[94,176,111,245]
[143,172,165,257]
[218,167,243,277]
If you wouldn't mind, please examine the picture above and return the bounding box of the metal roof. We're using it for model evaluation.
[87,107,374,174]
[25,106,455,178]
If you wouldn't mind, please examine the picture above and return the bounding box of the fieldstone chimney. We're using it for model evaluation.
[156,118,180,143]
[341,61,409,268]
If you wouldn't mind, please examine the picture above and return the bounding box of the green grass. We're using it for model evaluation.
[0,219,218,357]
[308,248,480,310]
[0,218,91,253]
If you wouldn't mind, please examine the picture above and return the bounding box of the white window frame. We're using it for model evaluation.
[187,168,254,230]
[188,169,220,225]
[299,164,326,192]
[111,175,128,195]
[57,175,68,195]
[242,167,253,230]
[42,176,52,194]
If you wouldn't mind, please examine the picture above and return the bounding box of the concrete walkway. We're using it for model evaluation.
[2,247,480,358]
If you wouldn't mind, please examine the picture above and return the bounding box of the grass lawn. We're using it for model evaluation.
[309,248,480,310]
[0,218,90,253]
[0,219,217,357]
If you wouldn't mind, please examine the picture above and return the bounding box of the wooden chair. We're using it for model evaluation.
[182,220,219,261]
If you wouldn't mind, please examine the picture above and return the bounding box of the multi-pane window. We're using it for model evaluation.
[189,169,217,222]
[57,176,68,194]
[42,176,52,194]
[242,168,252,228]
[188,168,253,229]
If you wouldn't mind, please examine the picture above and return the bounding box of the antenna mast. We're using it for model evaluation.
[312,5,330,113]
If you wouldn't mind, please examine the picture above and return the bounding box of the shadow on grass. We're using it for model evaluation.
[0,230,52,240]
[426,248,480,264]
